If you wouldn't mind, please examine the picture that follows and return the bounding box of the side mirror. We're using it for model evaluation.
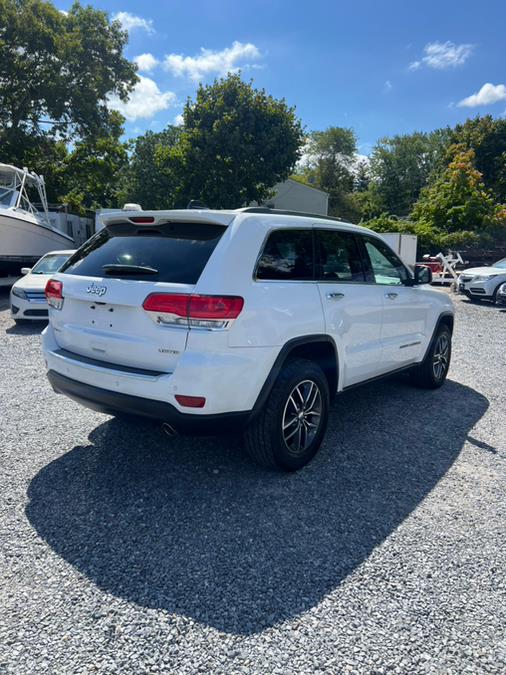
[20,267,32,275]
[414,264,432,285]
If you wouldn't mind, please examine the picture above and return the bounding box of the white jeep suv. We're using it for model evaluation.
[42,208,454,470]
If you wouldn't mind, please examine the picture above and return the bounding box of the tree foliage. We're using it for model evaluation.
[411,145,506,248]
[126,126,182,209]
[368,130,451,216]
[0,0,137,143]
[0,0,137,207]
[61,112,129,212]
[156,74,304,208]
[450,115,506,203]
[299,126,358,219]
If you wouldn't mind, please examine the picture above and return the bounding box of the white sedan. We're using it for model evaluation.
[458,257,506,304]
[10,250,75,323]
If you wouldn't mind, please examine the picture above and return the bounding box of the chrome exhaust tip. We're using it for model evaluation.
[162,422,178,437]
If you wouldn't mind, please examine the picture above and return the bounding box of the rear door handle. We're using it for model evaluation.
[385,292,398,300]
[326,292,345,300]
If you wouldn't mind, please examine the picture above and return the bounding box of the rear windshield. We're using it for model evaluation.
[60,222,225,284]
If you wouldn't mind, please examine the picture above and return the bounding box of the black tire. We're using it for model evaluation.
[243,358,330,471]
[492,283,504,305]
[411,325,452,389]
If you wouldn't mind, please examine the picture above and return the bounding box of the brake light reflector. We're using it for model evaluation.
[129,216,155,224]
[175,394,206,408]
[143,293,244,329]
[45,279,64,310]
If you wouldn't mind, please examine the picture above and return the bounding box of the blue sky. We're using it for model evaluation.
[60,0,505,154]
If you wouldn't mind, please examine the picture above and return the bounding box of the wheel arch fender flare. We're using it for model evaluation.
[251,334,340,418]
[422,311,454,361]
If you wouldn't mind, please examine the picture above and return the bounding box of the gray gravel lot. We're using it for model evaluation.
[0,288,505,674]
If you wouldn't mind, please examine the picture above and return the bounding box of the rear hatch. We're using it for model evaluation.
[51,220,226,372]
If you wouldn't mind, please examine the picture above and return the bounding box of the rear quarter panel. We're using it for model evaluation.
[195,215,325,349]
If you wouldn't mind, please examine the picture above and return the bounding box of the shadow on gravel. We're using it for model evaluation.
[26,378,488,635]
[0,287,11,311]
[5,321,47,336]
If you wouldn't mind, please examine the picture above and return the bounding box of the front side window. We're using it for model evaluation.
[316,229,365,282]
[256,229,314,280]
[362,236,409,286]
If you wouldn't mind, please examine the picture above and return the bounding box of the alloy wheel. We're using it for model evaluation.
[282,379,322,455]
[433,333,450,380]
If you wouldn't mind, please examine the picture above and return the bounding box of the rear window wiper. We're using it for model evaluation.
[102,264,158,275]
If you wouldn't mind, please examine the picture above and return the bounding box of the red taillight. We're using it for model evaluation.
[189,295,244,320]
[175,394,206,408]
[45,279,64,309]
[143,293,189,317]
[142,293,243,328]
[129,216,155,224]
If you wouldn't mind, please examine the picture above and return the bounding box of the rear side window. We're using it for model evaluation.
[256,229,314,280]
[316,230,365,282]
[60,222,225,284]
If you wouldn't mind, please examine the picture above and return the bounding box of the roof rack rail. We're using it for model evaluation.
[238,206,349,223]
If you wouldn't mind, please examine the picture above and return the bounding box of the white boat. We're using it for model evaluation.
[0,163,75,276]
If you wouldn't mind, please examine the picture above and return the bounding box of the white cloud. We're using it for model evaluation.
[134,53,159,72]
[173,114,184,126]
[409,41,473,71]
[458,82,506,107]
[108,76,176,121]
[384,80,393,93]
[164,41,262,81]
[112,11,154,34]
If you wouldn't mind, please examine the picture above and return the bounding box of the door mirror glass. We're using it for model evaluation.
[414,264,432,285]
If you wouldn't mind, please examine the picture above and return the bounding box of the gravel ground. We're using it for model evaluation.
[0,288,505,674]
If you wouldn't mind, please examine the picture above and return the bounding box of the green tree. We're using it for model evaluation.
[126,126,182,209]
[411,145,506,248]
[61,112,129,211]
[0,0,137,142]
[298,126,357,218]
[368,129,450,216]
[450,115,506,202]
[354,159,371,192]
[159,74,304,208]
[0,0,137,199]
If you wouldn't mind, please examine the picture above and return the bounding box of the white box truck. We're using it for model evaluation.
[381,233,418,269]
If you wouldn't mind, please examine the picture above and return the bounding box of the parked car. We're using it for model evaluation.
[458,257,506,303]
[42,208,454,470]
[10,250,76,323]
[496,282,506,306]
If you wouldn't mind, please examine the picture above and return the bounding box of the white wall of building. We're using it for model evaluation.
[261,179,329,215]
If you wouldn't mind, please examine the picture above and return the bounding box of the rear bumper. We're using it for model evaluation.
[47,370,251,435]
[42,322,275,415]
